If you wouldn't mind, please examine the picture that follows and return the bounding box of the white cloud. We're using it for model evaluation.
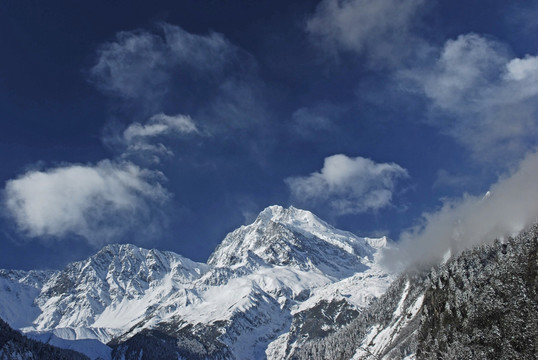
[286,154,408,214]
[504,55,538,81]
[123,113,198,142]
[401,33,538,163]
[3,160,169,246]
[417,34,509,110]
[306,0,425,66]
[89,23,234,101]
[90,22,265,131]
[89,30,167,100]
[120,113,199,162]
[386,149,538,270]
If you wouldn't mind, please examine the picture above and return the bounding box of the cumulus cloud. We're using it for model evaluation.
[286,154,408,214]
[306,0,425,66]
[3,160,169,246]
[386,149,538,270]
[401,33,538,163]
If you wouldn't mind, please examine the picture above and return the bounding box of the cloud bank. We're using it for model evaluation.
[3,160,169,246]
[306,0,425,65]
[286,154,408,215]
[386,149,538,270]
[401,33,538,164]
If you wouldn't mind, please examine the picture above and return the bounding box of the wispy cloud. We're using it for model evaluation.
[385,149,538,270]
[89,23,235,103]
[291,104,339,138]
[432,169,474,190]
[306,0,426,66]
[121,113,199,162]
[506,2,538,35]
[90,22,265,131]
[123,113,198,141]
[400,33,538,164]
[286,154,408,215]
[3,160,169,247]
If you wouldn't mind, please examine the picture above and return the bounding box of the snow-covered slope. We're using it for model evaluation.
[294,221,538,360]
[0,269,54,329]
[31,244,208,343]
[209,205,375,275]
[293,272,428,360]
[0,205,393,360]
[25,331,112,360]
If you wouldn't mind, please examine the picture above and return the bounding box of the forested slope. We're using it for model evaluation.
[294,222,538,359]
[0,317,89,360]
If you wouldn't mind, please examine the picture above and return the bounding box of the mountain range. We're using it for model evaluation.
[0,205,392,359]
[1,205,536,359]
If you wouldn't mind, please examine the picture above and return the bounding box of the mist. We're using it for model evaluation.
[384,149,538,270]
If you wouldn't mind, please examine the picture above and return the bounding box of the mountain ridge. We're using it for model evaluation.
[3,205,534,359]
[0,205,391,359]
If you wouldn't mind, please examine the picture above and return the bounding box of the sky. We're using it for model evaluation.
[1,0,538,270]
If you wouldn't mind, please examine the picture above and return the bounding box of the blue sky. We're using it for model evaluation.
[2,0,538,270]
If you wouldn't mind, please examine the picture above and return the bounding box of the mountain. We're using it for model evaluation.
[111,206,391,360]
[0,205,391,360]
[2,205,536,359]
[208,205,379,276]
[417,222,538,359]
[294,271,427,359]
[0,270,53,330]
[292,220,538,360]
[33,244,208,341]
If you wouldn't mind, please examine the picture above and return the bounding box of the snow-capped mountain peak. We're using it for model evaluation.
[26,243,208,344]
[208,205,380,275]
